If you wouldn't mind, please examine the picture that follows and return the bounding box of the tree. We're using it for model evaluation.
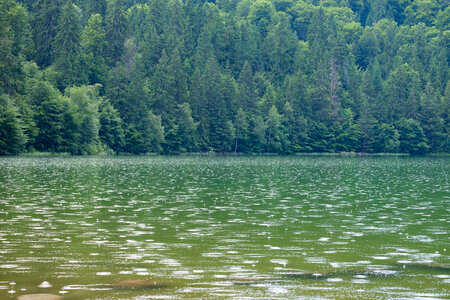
[419,82,446,152]
[142,111,165,153]
[396,118,429,154]
[175,103,198,153]
[251,116,267,153]
[266,105,282,153]
[82,14,108,85]
[99,98,124,153]
[249,0,276,38]
[124,111,164,154]
[290,0,317,40]
[404,0,439,26]
[329,57,342,122]
[372,123,400,153]
[0,0,24,95]
[52,0,85,89]
[261,13,298,82]
[105,0,127,65]
[308,121,333,152]
[83,0,106,18]
[333,108,362,152]
[0,94,26,155]
[33,94,75,153]
[32,0,63,67]
[384,63,421,122]
[150,49,176,116]
[234,108,248,153]
[65,85,101,154]
[238,61,257,113]
[282,69,311,119]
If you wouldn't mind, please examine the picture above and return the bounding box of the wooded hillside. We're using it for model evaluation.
[1,0,449,155]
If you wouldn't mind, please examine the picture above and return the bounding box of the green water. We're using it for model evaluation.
[0,156,448,299]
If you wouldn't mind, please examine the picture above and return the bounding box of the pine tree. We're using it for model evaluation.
[0,94,26,155]
[105,0,127,65]
[83,0,106,18]
[261,13,298,82]
[52,0,85,89]
[175,103,198,153]
[385,63,421,122]
[266,105,282,153]
[32,0,63,67]
[82,14,108,85]
[234,108,249,153]
[238,61,257,113]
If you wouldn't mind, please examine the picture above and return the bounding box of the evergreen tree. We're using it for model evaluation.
[372,123,400,153]
[261,13,298,82]
[396,118,429,154]
[385,63,421,122]
[83,0,106,18]
[99,98,124,153]
[175,103,198,153]
[0,0,449,155]
[234,107,249,153]
[52,0,85,89]
[32,0,63,67]
[250,116,267,153]
[238,61,257,113]
[82,14,108,85]
[0,94,26,155]
[0,0,26,95]
[266,105,282,153]
[249,0,276,38]
[105,0,127,65]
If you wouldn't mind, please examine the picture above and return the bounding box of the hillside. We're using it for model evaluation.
[1,0,449,155]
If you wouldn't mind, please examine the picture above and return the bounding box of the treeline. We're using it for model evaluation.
[0,0,449,155]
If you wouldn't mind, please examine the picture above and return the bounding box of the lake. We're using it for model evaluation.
[0,156,448,299]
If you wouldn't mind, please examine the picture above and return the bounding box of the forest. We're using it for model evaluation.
[0,0,449,155]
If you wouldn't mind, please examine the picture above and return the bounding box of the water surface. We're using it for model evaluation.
[0,156,448,299]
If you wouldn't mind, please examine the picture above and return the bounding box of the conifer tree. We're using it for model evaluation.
[0,94,26,155]
[52,0,85,89]
[31,0,62,67]
[105,0,127,65]
[82,14,107,85]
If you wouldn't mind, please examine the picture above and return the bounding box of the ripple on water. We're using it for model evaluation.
[38,281,52,288]
[270,259,288,267]
[62,284,112,291]
[0,156,449,299]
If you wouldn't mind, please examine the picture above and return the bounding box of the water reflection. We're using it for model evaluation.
[0,156,448,299]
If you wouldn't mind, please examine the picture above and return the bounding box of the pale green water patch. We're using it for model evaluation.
[0,156,448,299]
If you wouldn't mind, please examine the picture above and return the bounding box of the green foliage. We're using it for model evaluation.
[52,0,86,89]
[249,0,276,37]
[0,94,26,155]
[0,0,448,155]
[99,98,124,153]
[267,105,282,152]
[234,107,249,152]
[65,85,101,154]
[82,14,108,85]
[31,0,62,67]
[396,118,429,154]
[105,0,127,65]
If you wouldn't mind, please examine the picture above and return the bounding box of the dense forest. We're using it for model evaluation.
[0,0,449,155]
